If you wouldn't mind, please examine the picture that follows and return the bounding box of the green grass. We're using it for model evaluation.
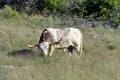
[0,13,120,80]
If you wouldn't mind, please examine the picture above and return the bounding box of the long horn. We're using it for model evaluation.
[26,43,39,48]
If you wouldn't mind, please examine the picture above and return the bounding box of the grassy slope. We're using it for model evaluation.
[0,15,120,80]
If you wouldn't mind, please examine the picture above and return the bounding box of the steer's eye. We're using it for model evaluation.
[44,44,48,49]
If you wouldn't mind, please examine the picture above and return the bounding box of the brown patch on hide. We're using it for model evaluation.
[44,31,52,41]
[39,29,55,43]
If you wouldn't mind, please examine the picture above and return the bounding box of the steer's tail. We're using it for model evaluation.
[80,31,83,57]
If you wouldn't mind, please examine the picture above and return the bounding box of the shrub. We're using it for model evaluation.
[0,0,6,8]
[44,0,67,10]
[68,1,85,18]
[5,0,39,15]
[114,12,120,27]
[82,0,117,18]
[5,0,68,16]
[39,0,68,16]
[3,5,21,19]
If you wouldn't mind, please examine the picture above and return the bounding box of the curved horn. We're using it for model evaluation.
[51,37,62,45]
[26,43,39,48]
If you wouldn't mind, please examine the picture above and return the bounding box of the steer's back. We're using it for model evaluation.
[66,28,82,45]
[55,28,83,48]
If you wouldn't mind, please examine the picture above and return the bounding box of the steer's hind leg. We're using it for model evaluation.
[76,46,82,57]
[68,46,73,56]
[79,43,83,57]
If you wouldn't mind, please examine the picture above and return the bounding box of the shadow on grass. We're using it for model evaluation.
[8,49,38,57]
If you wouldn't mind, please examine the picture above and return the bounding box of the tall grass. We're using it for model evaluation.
[0,11,120,80]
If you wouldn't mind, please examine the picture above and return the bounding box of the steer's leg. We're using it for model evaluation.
[80,44,83,57]
[49,45,55,56]
[76,45,82,57]
[63,48,67,52]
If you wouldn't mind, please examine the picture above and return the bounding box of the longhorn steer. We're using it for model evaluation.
[27,28,83,56]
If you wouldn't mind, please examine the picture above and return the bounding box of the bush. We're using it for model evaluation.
[44,0,67,10]
[37,0,68,16]
[4,0,118,18]
[68,1,85,18]
[5,0,39,15]
[114,12,120,27]
[3,5,21,19]
[1,0,119,28]
[5,0,68,16]
[82,0,117,18]
[0,0,6,8]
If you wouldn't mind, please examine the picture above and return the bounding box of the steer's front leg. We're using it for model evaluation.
[49,45,55,56]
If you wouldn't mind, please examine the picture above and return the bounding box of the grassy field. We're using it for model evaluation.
[0,14,120,80]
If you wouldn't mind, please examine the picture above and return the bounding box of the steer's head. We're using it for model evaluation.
[26,42,49,56]
[39,42,49,56]
[26,36,62,56]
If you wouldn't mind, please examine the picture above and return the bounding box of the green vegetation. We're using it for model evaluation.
[3,5,21,19]
[0,0,118,27]
[0,8,120,80]
[82,0,117,17]
[43,0,68,10]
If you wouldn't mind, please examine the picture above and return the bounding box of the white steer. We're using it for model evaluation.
[27,28,83,56]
